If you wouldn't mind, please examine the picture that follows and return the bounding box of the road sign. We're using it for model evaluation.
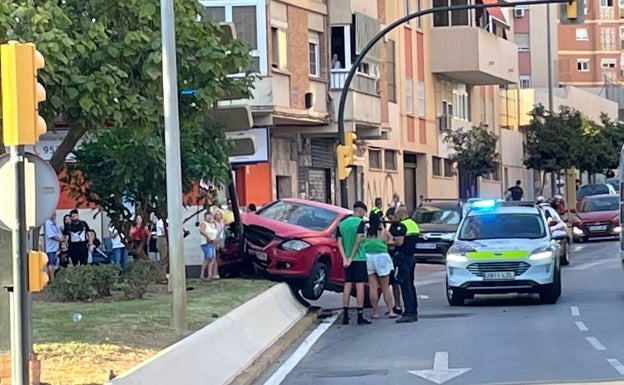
[0,152,59,231]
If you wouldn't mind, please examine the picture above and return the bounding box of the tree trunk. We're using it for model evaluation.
[539,171,547,196]
[49,125,89,174]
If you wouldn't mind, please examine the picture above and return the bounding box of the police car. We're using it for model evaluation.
[445,199,567,306]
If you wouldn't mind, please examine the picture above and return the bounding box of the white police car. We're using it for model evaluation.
[445,199,567,306]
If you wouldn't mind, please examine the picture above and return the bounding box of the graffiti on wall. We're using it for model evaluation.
[365,172,397,211]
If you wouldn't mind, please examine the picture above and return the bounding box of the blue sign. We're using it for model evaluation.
[181,89,196,95]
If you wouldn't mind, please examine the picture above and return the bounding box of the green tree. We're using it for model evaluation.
[575,117,612,175]
[0,0,253,172]
[442,124,501,198]
[523,105,584,193]
[598,114,624,171]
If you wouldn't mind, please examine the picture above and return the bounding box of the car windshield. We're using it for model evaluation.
[413,206,461,225]
[606,178,620,193]
[256,201,338,231]
[577,184,611,198]
[458,213,546,240]
[579,196,619,212]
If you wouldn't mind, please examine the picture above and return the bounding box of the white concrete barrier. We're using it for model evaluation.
[107,283,308,385]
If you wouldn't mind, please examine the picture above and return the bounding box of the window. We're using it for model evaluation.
[600,0,613,7]
[600,27,616,50]
[433,0,469,27]
[444,159,454,177]
[384,150,397,171]
[452,82,468,120]
[271,27,288,70]
[417,81,425,117]
[601,58,617,69]
[515,33,530,51]
[387,40,397,102]
[519,75,531,88]
[369,149,382,169]
[257,200,338,231]
[577,59,590,72]
[308,32,320,77]
[406,78,414,115]
[200,2,265,74]
[576,28,589,41]
[620,26,624,49]
[404,0,410,25]
[432,156,442,176]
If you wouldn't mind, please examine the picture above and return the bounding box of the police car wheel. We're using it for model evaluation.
[539,267,561,304]
[446,279,465,306]
[560,240,571,266]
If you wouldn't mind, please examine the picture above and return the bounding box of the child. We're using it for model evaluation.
[56,241,73,271]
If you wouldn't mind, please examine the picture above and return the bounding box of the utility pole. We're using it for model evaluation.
[160,0,187,330]
[546,2,557,197]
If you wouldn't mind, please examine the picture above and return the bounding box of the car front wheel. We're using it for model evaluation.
[560,239,571,266]
[446,279,465,306]
[301,262,328,300]
[539,266,561,304]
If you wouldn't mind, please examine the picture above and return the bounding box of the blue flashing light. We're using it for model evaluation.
[181,89,197,95]
[470,199,497,210]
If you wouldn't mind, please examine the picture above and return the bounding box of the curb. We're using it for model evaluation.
[228,307,323,385]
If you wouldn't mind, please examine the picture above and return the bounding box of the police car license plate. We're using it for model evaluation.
[483,271,515,280]
[416,243,437,249]
[589,225,607,232]
[248,249,268,261]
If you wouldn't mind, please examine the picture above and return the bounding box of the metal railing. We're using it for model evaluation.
[330,69,379,95]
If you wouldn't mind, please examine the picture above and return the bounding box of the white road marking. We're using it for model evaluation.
[575,321,588,331]
[571,306,580,316]
[419,295,430,299]
[586,336,607,351]
[607,358,624,376]
[262,313,338,385]
[408,352,472,384]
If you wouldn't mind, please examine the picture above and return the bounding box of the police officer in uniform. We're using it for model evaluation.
[387,206,419,323]
[370,197,383,222]
[385,207,403,315]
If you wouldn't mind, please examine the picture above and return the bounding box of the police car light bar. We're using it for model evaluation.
[470,199,497,209]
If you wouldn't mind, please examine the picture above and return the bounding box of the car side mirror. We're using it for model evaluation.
[551,230,567,241]
[548,220,559,227]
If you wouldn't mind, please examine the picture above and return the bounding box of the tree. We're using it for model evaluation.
[523,105,584,193]
[0,0,253,172]
[575,117,612,175]
[442,124,501,198]
[598,114,624,171]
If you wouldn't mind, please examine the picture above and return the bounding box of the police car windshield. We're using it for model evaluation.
[458,213,546,240]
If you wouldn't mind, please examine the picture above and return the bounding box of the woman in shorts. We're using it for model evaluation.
[199,212,218,280]
[362,215,398,319]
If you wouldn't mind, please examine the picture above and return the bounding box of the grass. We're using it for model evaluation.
[33,278,275,385]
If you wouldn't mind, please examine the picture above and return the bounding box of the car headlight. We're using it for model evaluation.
[281,240,311,251]
[529,250,553,261]
[440,233,456,241]
[446,253,468,263]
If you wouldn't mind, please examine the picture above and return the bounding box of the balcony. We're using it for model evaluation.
[330,69,382,136]
[430,26,518,85]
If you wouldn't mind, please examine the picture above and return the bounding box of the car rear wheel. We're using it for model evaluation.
[446,279,465,306]
[301,262,328,300]
[560,239,571,266]
[539,267,561,304]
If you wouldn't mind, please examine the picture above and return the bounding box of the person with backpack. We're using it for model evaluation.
[63,209,91,266]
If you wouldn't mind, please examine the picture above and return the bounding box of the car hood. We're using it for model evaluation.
[449,238,551,260]
[417,223,457,233]
[575,210,618,222]
[241,213,325,239]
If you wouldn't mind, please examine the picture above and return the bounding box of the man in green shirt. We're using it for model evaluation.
[337,201,371,325]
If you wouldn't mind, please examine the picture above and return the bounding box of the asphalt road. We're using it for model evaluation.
[255,239,624,385]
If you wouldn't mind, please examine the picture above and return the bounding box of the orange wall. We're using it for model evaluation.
[234,163,272,207]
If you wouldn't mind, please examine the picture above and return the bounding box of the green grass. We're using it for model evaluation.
[33,278,275,385]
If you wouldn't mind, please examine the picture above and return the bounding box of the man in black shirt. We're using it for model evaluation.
[506,180,524,201]
[385,207,403,316]
[63,209,90,265]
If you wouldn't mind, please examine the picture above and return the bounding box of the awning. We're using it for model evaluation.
[480,0,509,26]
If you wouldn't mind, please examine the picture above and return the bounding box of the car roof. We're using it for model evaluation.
[279,198,352,215]
[467,205,542,217]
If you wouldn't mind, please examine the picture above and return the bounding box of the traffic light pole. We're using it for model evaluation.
[10,145,29,385]
[336,0,573,209]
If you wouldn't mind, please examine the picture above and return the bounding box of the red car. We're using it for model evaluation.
[241,199,352,300]
[570,194,621,243]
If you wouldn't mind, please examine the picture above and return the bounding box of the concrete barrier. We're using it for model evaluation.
[107,283,308,385]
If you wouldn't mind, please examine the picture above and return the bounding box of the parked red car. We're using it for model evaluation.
[570,194,621,243]
[241,199,352,300]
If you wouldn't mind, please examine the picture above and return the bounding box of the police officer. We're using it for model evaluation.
[387,206,419,323]
[370,197,383,222]
[385,207,403,316]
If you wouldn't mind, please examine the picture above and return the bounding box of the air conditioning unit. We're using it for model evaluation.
[514,8,525,18]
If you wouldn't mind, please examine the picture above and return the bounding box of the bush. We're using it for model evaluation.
[49,265,120,301]
[118,261,159,300]
[91,264,121,297]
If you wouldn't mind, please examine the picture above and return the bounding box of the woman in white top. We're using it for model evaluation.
[199,212,218,280]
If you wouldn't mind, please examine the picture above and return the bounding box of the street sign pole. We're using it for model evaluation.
[160,0,187,330]
[10,145,29,385]
[336,0,572,208]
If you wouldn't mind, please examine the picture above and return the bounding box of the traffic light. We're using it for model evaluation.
[27,250,49,292]
[560,0,585,24]
[336,144,352,180]
[1,41,47,146]
[343,132,360,165]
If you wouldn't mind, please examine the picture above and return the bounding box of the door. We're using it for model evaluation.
[308,168,330,203]
[276,176,292,199]
[404,165,417,213]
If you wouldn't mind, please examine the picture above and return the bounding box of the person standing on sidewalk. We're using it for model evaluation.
[43,213,64,280]
[63,209,90,265]
[387,207,420,323]
[154,213,168,263]
[337,201,371,325]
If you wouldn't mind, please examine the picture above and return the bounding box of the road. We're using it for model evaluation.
[255,239,624,385]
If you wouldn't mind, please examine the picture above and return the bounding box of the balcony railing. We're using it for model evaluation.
[330,69,379,95]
